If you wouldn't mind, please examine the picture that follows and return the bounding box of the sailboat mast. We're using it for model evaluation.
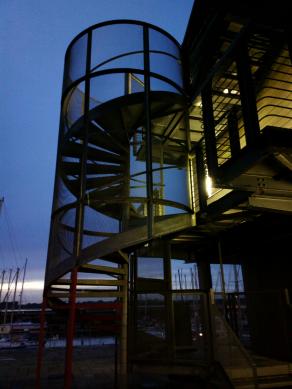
[19,258,28,311]
[10,267,20,327]
[3,268,12,325]
[0,270,6,304]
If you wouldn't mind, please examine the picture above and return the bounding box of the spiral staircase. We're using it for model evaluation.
[37,20,196,388]
[46,89,191,311]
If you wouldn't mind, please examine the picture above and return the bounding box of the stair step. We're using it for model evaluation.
[88,123,129,154]
[61,161,124,176]
[47,290,124,298]
[69,174,124,191]
[88,183,124,199]
[79,263,126,275]
[62,141,125,164]
[54,279,126,286]
[47,301,122,311]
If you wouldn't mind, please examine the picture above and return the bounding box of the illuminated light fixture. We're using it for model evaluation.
[223,88,229,94]
[205,175,213,197]
[230,89,238,94]
[194,99,202,107]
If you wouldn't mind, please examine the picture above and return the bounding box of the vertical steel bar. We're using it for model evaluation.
[64,29,92,388]
[184,112,195,211]
[143,26,154,238]
[236,39,260,146]
[207,289,215,363]
[36,296,47,389]
[218,241,226,295]
[119,260,128,388]
[164,242,175,361]
[114,336,118,389]
[201,82,218,178]
[64,268,78,389]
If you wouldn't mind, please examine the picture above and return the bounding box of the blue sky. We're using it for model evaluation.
[0,0,194,302]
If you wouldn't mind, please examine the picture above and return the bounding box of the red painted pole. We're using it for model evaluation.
[64,268,78,388]
[36,295,47,389]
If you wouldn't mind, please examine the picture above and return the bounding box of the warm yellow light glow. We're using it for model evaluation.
[205,175,213,198]
[223,88,229,94]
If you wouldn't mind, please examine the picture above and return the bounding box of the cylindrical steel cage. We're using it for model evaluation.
[46,20,191,284]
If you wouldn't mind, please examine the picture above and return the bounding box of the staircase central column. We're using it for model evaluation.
[143,25,154,239]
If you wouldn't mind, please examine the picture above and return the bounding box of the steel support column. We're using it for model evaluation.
[119,261,128,388]
[164,242,175,361]
[236,39,260,146]
[36,296,47,389]
[64,268,78,389]
[201,81,218,178]
[143,26,154,239]
[64,30,92,388]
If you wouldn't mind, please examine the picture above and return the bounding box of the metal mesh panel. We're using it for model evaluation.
[91,24,144,72]
[47,207,76,274]
[82,206,119,249]
[46,20,189,286]
[89,73,126,104]
[64,83,85,129]
[64,33,88,91]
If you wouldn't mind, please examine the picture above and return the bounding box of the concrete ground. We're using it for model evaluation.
[0,345,115,389]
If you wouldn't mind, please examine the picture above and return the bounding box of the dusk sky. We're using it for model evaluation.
[0,0,194,302]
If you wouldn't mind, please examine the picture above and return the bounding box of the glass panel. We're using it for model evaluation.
[150,53,183,88]
[91,24,143,72]
[135,293,167,357]
[151,136,189,215]
[48,207,76,272]
[64,82,85,129]
[211,304,256,384]
[128,73,144,94]
[171,260,199,290]
[150,76,180,93]
[129,135,147,228]
[89,73,125,105]
[211,264,244,293]
[137,257,164,279]
[82,206,119,249]
[64,33,88,90]
[173,292,209,361]
[149,28,180,59]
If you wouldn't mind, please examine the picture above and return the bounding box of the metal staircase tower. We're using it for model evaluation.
[37,20,195,388]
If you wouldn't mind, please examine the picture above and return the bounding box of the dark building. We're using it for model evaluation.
[38,1,292,387]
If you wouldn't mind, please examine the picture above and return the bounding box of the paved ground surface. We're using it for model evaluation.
[0,345,115,389]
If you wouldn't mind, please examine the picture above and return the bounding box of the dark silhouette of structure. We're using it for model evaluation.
[38,2,292,387]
